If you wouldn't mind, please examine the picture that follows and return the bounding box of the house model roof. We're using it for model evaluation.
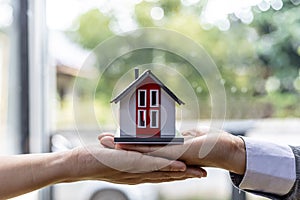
[111,70,185,105]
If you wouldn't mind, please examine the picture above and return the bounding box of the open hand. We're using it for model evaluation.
[68,138,207,185]
[99,128,246,175]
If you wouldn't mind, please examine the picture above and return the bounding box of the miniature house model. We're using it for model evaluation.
[111,69,184,144]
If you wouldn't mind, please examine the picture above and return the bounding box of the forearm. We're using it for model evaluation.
[0,151,71,199]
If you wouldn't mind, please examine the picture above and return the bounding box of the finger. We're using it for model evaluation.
[186,167,207,178]
[129,167,206,184]
[199,167,207,177]
[116,144,153,152]
[98,133,114,141]
[117,143,170,153]
[159,160,186,171]
[136,154,187,172]
[182,129,199,137]
[90,145,187,172]
[118,143,187,160]
[186,166,207,177]
[100,136,115,149]
[182,127,209,137]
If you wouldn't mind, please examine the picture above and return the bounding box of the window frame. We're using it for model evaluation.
[150,89,159,107]
[138,89,147,107]
[150,110,159,128]
[137,109,146,128]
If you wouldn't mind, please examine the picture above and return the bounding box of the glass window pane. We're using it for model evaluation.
[150,90,158,107]
[0,6,21,154]
[138,110,146,128]
[138,90,146,107]
[151,90,156,106]
[150,110,158,128]
[0,33,8,153]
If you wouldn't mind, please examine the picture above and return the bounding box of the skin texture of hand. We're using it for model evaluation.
[0,141,205,199]
[99,128,246,175]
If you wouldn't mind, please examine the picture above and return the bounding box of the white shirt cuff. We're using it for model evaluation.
[239,137,296,196]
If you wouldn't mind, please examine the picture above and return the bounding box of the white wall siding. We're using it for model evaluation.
[120,91,136,137]
[160,90,175,137]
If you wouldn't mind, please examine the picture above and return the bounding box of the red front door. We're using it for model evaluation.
[136,83,161,138]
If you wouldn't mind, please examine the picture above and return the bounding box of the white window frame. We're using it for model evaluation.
[138,90,146,107]
[150,110,159,128]
[150,89,159,107]
[137,109,146,128]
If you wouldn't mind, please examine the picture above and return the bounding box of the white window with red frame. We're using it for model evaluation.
[137,89,159,129]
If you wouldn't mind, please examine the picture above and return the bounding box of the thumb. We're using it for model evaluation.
[100,136,115,149]
[98,133,115,141]
[182,127,209,137]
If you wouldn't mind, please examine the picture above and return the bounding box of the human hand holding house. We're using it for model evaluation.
[100,128,246,175]
[107,69,246,175]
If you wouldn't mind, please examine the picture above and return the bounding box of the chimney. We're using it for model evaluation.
[134,68,139,80]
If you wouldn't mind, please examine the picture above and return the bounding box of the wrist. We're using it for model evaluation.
[63,146,107,182]
[61,147,86,182]
[44,149,83,183]
[228,136,246,175]
[47,151,73,183]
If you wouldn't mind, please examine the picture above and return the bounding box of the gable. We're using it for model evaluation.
[111,70,184,105]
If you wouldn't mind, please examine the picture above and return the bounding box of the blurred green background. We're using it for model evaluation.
[56,0,300,128]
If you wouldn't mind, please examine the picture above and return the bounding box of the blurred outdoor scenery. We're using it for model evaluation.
[48,0,300,128]
[0,0,300,199]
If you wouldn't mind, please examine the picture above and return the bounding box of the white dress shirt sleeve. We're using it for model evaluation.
[237,137,296,196]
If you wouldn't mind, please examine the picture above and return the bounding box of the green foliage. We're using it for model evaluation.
[95,49,209,103]
[134,2,155,27]
[66,0,300,119]
[257,92,300,117]
[134,0,181,27]
[68,9,113,49]
[160,0,181,16]
[251,4,300,91]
